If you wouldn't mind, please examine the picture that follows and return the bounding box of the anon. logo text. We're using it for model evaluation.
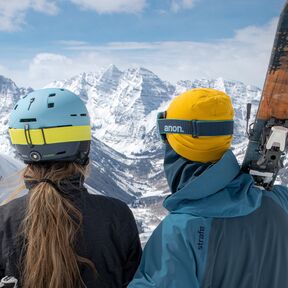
[164,125,184,133]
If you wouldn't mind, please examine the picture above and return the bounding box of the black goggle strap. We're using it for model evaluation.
[157,118,234,139]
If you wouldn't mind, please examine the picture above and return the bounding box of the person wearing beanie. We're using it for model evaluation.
[128,88,288,288]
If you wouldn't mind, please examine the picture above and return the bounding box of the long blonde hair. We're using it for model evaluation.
[21,162,96,288]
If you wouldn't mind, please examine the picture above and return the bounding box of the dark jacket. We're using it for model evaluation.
[0,178,142,288]
[129,145,288,288]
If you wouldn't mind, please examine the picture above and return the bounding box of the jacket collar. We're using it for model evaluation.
[163,145,263,218]
[25,174,86,199]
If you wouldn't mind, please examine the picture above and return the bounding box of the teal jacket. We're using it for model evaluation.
[128,145,288,288]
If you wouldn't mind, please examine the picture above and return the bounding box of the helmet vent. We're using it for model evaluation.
[70,114,77,117]
[14,105,18,110]
[49,93,56,97]
[48,103,54,108]
[80,114,87,117]
[20,118,37,123]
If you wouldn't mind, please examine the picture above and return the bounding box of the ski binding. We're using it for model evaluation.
[248,120,288,189]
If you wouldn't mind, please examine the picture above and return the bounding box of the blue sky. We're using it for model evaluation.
[0,0,284,88]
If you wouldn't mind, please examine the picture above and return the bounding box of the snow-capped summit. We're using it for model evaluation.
[46,65,175,156]
[0,66,264,202]
[0,76,29,114]
[99,64,122,86]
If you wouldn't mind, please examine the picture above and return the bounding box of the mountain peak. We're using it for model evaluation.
[40,67,261,158]
[130,67,158,78]
[0,75,28,102]
[100,64,122,80]
[0,68,267,209]
[106,64,121,72]
[0,75,17,89]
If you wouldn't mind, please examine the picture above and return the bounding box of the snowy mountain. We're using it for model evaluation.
[0,76,32,157]
[0,68,263,202]
[0,153,25,204]
[47,67,262,157]
[46,66,262,195]
[0,67,266,240]
[46,65,175,156]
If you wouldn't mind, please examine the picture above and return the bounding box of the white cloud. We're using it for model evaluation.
[0,0,200,31]
[57,40,89,46]
[171,0,197,12]
[25,52,116,87]
[28,53,74,85]
[0,0,58,31]
[69,0,146,13]
[1,18,278,89]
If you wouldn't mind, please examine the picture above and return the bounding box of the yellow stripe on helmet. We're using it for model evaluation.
[9,125,91,145]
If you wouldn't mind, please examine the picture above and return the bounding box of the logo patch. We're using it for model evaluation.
[197,226,205,250]
[164,125,184,133]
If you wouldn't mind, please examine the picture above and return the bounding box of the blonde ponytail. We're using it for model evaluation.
[21,162,96,288]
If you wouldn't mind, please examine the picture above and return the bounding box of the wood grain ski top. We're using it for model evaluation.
[258,1,288,120]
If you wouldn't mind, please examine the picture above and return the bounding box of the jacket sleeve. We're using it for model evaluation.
[128,216,200,288]
[119,207,142,287]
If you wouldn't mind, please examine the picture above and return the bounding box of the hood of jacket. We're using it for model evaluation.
[163,144,263,218]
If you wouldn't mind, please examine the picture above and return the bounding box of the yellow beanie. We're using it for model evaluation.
[166,88,234,163]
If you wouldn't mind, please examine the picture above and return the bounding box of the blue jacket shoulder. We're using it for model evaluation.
[264,185,288,214]
[128,214,212,288]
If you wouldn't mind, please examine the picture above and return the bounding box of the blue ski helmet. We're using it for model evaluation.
[8,88,91,164]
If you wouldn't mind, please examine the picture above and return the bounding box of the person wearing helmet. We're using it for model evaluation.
[0,88,142,288]
[128,88,288,288]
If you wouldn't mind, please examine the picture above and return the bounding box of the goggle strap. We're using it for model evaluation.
[157,119,234,137]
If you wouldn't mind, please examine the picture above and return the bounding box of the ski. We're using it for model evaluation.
[242,1,288,189]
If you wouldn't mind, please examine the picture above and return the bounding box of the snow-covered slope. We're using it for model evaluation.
[0,153,25,204]
[0,76,32,157]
